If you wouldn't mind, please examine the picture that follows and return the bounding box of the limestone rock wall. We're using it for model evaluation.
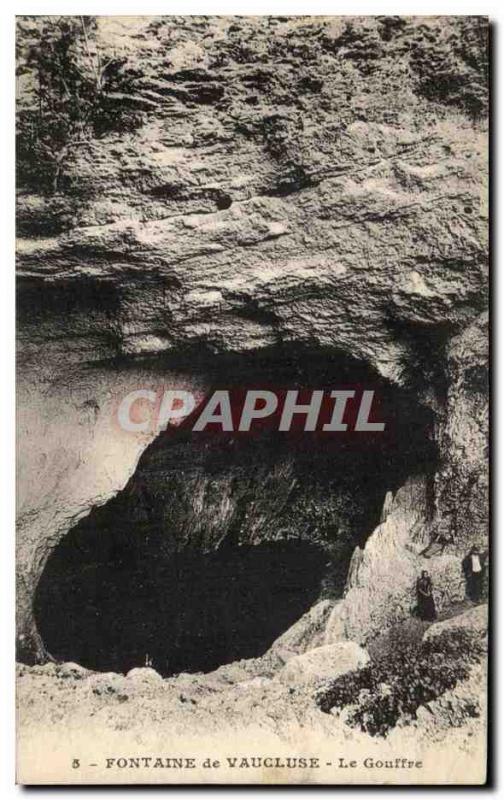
[323,477,466,645]
[16,16,488,663]
[17,15,488,380]
[435,312,489,550]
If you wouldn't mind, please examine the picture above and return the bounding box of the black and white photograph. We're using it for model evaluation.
[9,9,490,787]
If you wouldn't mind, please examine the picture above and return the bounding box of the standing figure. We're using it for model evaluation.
[462,546,486,603]
[416,570,437,621]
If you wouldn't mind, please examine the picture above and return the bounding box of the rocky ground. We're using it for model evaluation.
[17,602,487,784]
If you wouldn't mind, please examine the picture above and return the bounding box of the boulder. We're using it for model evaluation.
[55,661,91,680]
[268,600,335,662]
[423,603,488,642]
[277,641,370,687]
[88,671,129,696]
[126,667,164,684]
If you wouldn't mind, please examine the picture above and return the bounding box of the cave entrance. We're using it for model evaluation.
[34,346,438,677]
[34,540,327,675]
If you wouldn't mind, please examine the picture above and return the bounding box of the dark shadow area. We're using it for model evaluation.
[33,345,439,677]
[34,540,327,676]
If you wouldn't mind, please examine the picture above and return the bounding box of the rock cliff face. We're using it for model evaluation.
[16,16,488,668]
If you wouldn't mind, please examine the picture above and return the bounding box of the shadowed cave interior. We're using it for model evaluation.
[34,347,439,677]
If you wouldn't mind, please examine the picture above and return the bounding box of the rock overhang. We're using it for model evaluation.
[15,14,488,667]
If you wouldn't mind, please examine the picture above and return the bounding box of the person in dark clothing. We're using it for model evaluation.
[462,546,486,602]
[416,570,437,621]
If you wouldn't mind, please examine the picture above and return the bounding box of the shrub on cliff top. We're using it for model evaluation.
[16,16,136,193]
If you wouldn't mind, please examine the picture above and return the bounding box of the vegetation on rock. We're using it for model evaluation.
[316,627,485,737]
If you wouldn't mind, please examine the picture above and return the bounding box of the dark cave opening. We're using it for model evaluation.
[34,540,327,676]
[34,346,439,677]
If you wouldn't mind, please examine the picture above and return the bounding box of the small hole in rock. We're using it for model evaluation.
[215,194,232,210]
